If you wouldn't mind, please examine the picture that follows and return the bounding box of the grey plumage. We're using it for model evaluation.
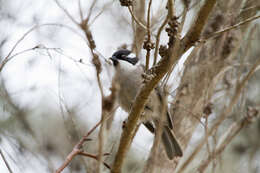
[110,49,183,159]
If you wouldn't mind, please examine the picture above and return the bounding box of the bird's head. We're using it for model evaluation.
[110,49,139,67]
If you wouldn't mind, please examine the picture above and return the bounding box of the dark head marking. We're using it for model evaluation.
[110,49,139,66]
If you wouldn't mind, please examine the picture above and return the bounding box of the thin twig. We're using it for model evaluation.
[97,112,105,173]
[78,152,111,169]
[177,0,201,18]
[86,0,98,22]
[0,23,85,72]
[55,148,81,173]
[153,16,168,65]
[78,0,84,21]
[77,7,106,171]
[162,6,189,86]
[0,149,13,173]
[240,5,260,14]
[145,0,153,70]
[54,0,79,25]
[197,110,259,172]
[89,1,114,26]
[86,34,105,173]
[202,15,260,41]
[55,116,103,173]
[171,102,206,128]
[127,6,147,30]
[204,116,211,157]
[55,105,118,173]
[176,56,260,173]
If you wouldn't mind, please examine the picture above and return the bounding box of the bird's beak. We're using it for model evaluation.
[109,56,118,66]
[109,56,117,62]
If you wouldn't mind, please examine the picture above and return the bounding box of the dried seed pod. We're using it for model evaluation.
[143,37,155,51]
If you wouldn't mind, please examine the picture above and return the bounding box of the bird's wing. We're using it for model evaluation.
[143,121,155,133]
[154,87,174,129]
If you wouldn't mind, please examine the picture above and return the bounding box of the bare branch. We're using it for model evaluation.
[55,120,101,173]
[128,6,147,30]
[144,0,153,70]
[0,23,84,72]
[86,0,98,22]
[78,152,111,170]
[0,149,13,173]
[167,0,174,18]
[197,107,259,172]
[54,0,79,25]
[176,56,260,173]
[89,1,114,26]
[55,105,118,173]
[111,1,182,172]
[78,0,84,21]
[181,0,217,52]
[79,23,105,173]
[153,16,168,65]
[202,15,260,41]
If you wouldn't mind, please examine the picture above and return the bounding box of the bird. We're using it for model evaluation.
[109,49,183,159]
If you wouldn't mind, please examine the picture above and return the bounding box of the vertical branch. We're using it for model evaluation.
[82,26,105,173]
[78,0,84,21]
[167,0,174,18]
[86,0,98,22]
[78,7,106,173]
[153,17,168,65]
[54,1,107,172]
[129,0,147,54]
[144,0,153,70]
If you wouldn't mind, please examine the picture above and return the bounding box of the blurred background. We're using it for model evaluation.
[0,0,259,173]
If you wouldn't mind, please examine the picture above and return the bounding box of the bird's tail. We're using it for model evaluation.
[162,125,183,159]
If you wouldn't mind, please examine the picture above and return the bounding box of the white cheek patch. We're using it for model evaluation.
[119,60,137,72]
[128,53,136,59]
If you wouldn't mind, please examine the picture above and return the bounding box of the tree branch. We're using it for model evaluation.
[181,0,217,52]
[0,149,13,173]
[55,120,101,173]
[54,0,79,25]
[197,107,259,172]
[78,152,111,170]
[145,0,153,70]
[202,15,260,42]
[153,16,168,65]
[0,23,84,73]
[128,6,147,30]
[111,2,182,172]
[176,56,260,173]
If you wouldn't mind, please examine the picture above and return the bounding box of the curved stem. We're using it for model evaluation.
[128,6,147,30]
